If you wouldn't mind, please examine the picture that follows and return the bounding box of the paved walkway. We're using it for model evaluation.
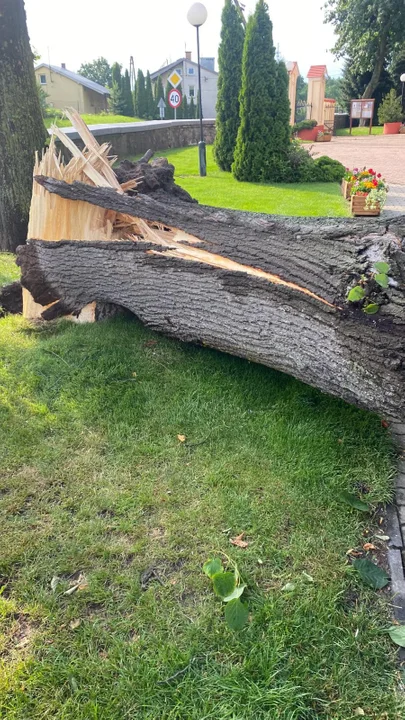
[317,135,405,214]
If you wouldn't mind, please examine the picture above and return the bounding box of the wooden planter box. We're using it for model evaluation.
[351,194,380,216]
[340,180,353,200]
[341,180,353,199]
[316,134,332,142]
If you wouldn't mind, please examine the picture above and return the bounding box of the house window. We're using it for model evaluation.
[175,67,182,76]
[39,74,47,85]
[189,86,195,97]
[188,67,195,75]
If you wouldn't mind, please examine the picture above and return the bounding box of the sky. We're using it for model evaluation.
[25,0,343,79]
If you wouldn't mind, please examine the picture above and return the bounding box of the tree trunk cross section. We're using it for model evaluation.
[17,178,405,424]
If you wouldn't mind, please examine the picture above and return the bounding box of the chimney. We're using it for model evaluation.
[61,63,66,69]
[185,51,192,61]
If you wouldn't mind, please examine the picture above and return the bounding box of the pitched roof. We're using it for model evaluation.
[307,65,328,79]
[150,58,218,80]
[35,64,110,96]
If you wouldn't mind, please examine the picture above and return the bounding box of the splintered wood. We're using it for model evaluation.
[28,108,139,242]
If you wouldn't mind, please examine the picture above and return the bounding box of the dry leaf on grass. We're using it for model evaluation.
[230,532,249,549]
[363,543,377,551]
[177,434,186,443]
[346,549,362,557]
[64,573,88,595]
[69,619,81,630]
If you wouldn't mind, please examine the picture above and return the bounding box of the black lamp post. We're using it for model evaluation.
[187,2,208,177]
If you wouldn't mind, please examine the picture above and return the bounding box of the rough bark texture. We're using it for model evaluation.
[17,179,405,424]
[0,0,47,252]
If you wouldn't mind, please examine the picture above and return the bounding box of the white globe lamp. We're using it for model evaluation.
[187,3,208,176]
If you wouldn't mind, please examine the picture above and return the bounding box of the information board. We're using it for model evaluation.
[350,99,375,134]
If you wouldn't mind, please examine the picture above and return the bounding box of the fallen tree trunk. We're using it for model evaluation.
[17,177,405,425]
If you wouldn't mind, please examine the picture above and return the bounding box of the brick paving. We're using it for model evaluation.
[315,135,405,214]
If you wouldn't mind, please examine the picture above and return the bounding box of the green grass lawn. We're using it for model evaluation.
[0,254,403,718]
[336,126,384,136]
[131,146,349,217]
[44,113,142,129]
[0,253,20,285]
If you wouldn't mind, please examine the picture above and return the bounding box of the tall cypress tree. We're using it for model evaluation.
[0,0,47,252]
[233,0,290,182]
[108,82,126,115]
[122,69,134,116]
[165,81,175,119]
[189,95,196,119]
[111,62,122,88]
[134,70,146,118]
[145,71,155,119]
[154,76,165,118]
[214,0,245,171]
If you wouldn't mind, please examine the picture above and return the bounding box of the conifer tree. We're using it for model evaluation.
[232,0,291,182]
[154,76,165,118]
[189,95,196,119]
[176,83,184,118]
[214,0,245,171]
[122,69,134,116]
[134,70,146,118]
[108,82,126,115]
[165,81,175,119]
[111,62,122,88]
[145,71,155,119]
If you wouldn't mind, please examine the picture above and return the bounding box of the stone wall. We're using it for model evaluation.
[62,119,216,159]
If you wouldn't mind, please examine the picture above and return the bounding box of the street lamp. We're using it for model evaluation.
[187,2,208,177]
[401,73,405,113]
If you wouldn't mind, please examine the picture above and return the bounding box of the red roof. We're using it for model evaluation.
[324,98,336,103]
[307,65,327,79]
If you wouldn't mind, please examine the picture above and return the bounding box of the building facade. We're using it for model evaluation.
[150,52,218,118]
[35,64,110,114]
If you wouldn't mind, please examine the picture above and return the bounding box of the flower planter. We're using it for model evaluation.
[383,122,402,135]
[351,194,380,216]
[297,125,324,142]
[316,134,332,142]
[341,180,353,199]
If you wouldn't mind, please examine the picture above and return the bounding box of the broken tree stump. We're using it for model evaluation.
[17,176,405,426]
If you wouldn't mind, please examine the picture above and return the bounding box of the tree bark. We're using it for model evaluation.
[362,35,388,99]
[0,0,48,252]
[17,179,405,425]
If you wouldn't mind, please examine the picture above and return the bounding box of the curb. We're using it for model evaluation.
[386,421,405,660]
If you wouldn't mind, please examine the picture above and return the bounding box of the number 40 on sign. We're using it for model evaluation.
[168,88,182,109]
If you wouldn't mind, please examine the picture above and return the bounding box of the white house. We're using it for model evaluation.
[150,52,218,118]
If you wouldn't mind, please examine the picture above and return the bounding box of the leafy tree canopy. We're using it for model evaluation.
[324,0,405,97]
[78,57,112,88]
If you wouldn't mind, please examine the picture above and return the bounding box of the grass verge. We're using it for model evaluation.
[128,145,349,217]
[0,243,402,719]
[336,127,384,136]
[44,113,142,129]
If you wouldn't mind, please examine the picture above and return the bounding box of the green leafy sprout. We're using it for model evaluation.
[203,556,248,631]
[346,262,391,315]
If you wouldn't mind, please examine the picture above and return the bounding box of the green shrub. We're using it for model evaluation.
[377,89,404,124]
[291,119,317,134]
[279,141,345,183]
[313,155,345,182]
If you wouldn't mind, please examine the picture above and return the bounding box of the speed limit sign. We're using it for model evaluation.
[168,88,182,109]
